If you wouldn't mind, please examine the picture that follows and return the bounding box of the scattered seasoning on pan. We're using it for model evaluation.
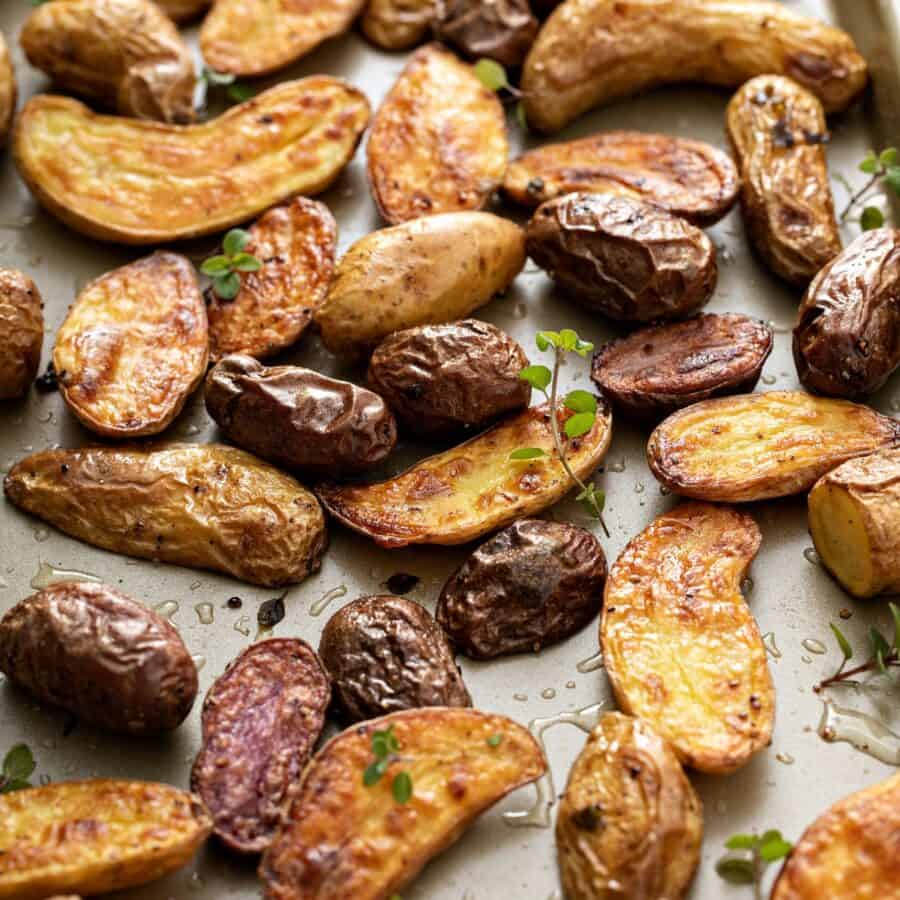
[226,596,243,609]
[257,591,287,629]
[0,743,35,794]
[384,572,420,594]
[34,361,59,393]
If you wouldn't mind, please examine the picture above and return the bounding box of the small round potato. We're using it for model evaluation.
[432,0,539,67]
[0,268,43,400]
[0,33,15,147]
[361,0,435,49]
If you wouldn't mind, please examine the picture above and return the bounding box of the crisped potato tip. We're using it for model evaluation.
[0,33,15,147]
[361,0,435,49]
[0,268,43,400]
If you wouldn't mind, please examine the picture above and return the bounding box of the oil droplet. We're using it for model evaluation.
[775,752,795,765]
[803,547,821,566]
[565,680,576,689]
[190,581,202,591]
[762,632,782,659]
[541,688,557,700]
[38,410,55,424]
[802,638,827,655]
[741,576,754,596]
[153,600,179,620]
[182,423,200,436]
[30,561,100,590]
[310,584,347,616]
[576,650,604,673]
[766,319,792,334]
[0,576,6,590]
[233,616,251,636]
[761,374,776,385]
[33,527,50,543]
[633,482,645,494]
[818,699,900,764]
[659,484,670,495]
[194,602,214,625]
[191,654,206,671]
[801,655,812,664]
[607,458,626,473]
[513,692,528,702]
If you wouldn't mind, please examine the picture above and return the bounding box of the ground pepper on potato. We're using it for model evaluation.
[0,268,43,400]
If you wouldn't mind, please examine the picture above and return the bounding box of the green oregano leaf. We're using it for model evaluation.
[860,206,884,230]
[519,364,552,393]
[563,390,597,414]
[878,147,898,167]
[391,771,413,804]
[536,330,560,351]
[715,853,756,884]
[830,623,854,660]
[231,252,262,272]
[473,59,509,92]
[3,744,35,783]
[758,830,793,862]
[509,447,547,460]
[564,411,595,438]
[200,255,232,276]
[486,734,503,747]
[223,228,251,256]
[724,834,759,851]
[869,626,891,660]
[859,151,879,174]
[213,271,241,300]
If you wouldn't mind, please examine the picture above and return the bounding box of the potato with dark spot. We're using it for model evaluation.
[432,0,538,67]
[156,0,211,21]
[0,268,43,400]
[0,34,15,147]
[361,0,435,49]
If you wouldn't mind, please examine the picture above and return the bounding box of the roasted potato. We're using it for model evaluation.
[14,79,370,244]
[316,212,525,358]
[366,319,530,437]
[591,314,773,422]
[367,43,508,224]
[0,33,15,147]
[4,444,327,587]
[556,712,702,900]
[0,779,211,900]
[794,228,900,397]
[155,0,212,22]
[432,0,539,67]
[0,581,197,734]
[54,252,208,438]
[601,502,772,774]
[361,0,435,50]
[259,708,547,899]
[0,268,43,400]
[317,400,612,548]
[207,198,337,363]
[727,75,841,285]
[647,390,900,502]
[191,639,331,854]
[205,355,397,476]
[526,193,716,323]
[521,0,868,133]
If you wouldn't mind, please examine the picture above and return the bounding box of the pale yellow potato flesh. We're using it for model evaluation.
[0,33,15,147]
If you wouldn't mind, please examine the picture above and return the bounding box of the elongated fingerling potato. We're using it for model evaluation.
[156,0,211,21]
[0,268,43,399]
[361,0,435,49]
[259,708,547,899]
[648,391,900,502]
[14,79,370,244]
[0,779,211,900]
[0,33,15,147]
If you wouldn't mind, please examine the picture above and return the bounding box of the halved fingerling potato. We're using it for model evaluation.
[0,779,211,900]
[14,78,370,244]
[0,268,43,400]
[156,0,212,22]
[601,502,772,774]
[259,708,547,899]
[0,33,15,147]
[361,0,435,50]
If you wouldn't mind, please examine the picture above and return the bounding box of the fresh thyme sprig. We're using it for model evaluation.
[200,228,262,300]
[716,830,793,899]
[837,147,900,230]
[0,743,35,794]
[362,726,414,804]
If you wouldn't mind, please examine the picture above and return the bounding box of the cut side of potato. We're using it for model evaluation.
[0,33,16,147]
[259,708,546,899]
[361,0,435,49]
[601,502,772,774]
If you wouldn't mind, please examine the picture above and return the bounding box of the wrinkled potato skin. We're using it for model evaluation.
[319,595,471,722]
[648,391,900,502]
[0,34,14,148]
[771,773,900,900]
[54,252,208,438]
[727,75,841,285]
[432,0,539,67]
[259,708,547,900]
[794,228,900,397]
[0,779,212,900]
[527,193,716,323]
[0,268,43,399]
[13,79,370,244]
[3,444,328,587]
[361,0,435,49]
[557,712,702,900]
[316,212,525,358]
[522,0,867,133]
[155,0,211,22]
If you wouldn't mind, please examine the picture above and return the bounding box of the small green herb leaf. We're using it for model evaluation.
[860,206,885,230]
[3,744,35,783]
[231,252,262,272]
[563,390,597,414]
[213,271,241,300]
[486,734,503,747]
[227,83,256,103]
[885,167,900,195]
[0,778,32,793]
[200,255,232,276]
[830,623,854,661]
[515,101,528,131]
[473,59,509,92]
[758,830,793,863]
[363,758,389,786]
[557,328,579,351]
[536,330,560,351]
[869,626,891,660]
[509,447,548,460]
[890,602,900,652]
[564,411,595,438]
[392,771,413,804]
[859,151,879,174]
[715,853,756,884]
[371,726,399,759]
[519,364,552,393]
[879,147,899,167]
[223,229,251,256]
[724,834,758,851]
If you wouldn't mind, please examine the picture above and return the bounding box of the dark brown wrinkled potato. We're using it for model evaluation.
[366,319,530,437]
[319,595,471,722]
[794,228,900,398]
[0,33,14,148]
[432,0,539,67]
[0,268,43,399]
[191,639,331,855]
[526,193,716,323]
[436,518,606,659]
[592,314,773,421]
[205,355,397,477]
[0,582,197,735]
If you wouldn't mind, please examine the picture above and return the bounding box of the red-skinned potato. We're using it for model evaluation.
[0,268,43,400]
[432,0,539,67]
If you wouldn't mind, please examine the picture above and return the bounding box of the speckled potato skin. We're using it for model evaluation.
[0,268,43,399]
[0,33,15,148]
[191,639,331,854]
[0,779,212,900]
[432,0,539,67]
[0,582,197,735]
[556,712,702,899]
[526,193,716,323]
[522,0,868,133]
[259,708,547,900]
[601,502,772,774]
[3,444,328,587]
[13,79,370,244]
[54,252,207,438]
[361,0,435,49]
[155,0,211,21]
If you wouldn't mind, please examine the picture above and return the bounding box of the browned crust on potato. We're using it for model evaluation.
[155,0,212,22]
[0,33,15,147]
[0,268,43,399]
[361,0,435,49]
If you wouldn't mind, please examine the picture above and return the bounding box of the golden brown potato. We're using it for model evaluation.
[13,79,370,244]
[155,0,211,22]
[0,33,15,147]
[521,0,867,133]
[0,779,211,900]
[54,252,207,438]
[647,391,900,502]
[0,268,43,400]
[367,44,508,224]
[317,400,612,548]
[556,712,702,899]
[4,444,328,587]
[20,0,197,124]
[361,0,435,49]
[601,503,772,774]
[316,211,525,358]
[771,773,900,900]
[259,708,547,899]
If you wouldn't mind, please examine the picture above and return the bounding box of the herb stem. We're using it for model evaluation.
[816,650,899,691]
[752,849,763,900]
[838,172,882,222]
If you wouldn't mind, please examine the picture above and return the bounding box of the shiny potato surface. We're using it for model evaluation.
[259,708,546,900]
[0,33,15,147]
[13,79,370,244]
[521,0,867,133]
[361,0,435,49]
[433,0,539,67]
[3,444,328,587]
[155,0,211,21]
[317,400,612,548]
[647,391,900,502]
[0,268,43,400]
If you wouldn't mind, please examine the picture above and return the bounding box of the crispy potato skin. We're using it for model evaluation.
[504,131,739,226]
[3,444,328,587]
[259,708,547,900]
[556,712,702,899]
[0,268,43,399]
[317,400,612,548]
[155,0,212,21]
[191,639,331,854]
[54,252,207,438]
[522,0,867,133]
[361,0,435,49]
[0,33,15,147]
[208,198,336,362]
[601,503,772,774]
[771,773,900,900]
[13,79,370,244]
[433,0,539,67]
[316,212,525,358]
[0,779,212,900]
[648,391,900,502]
